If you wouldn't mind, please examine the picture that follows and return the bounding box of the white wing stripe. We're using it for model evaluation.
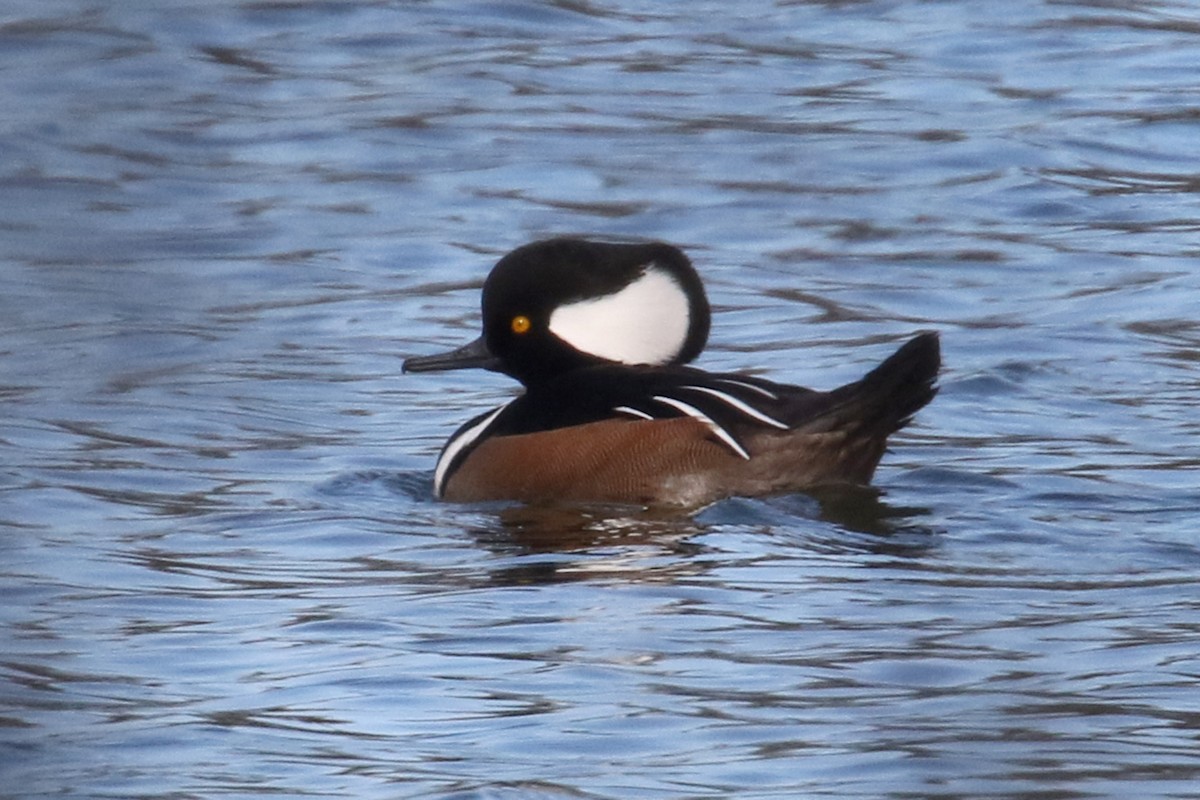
[651,395,750,460]
[679,385,789,429]
[614,405,654,420]
[712,377,778,400]
[434,404,506,497]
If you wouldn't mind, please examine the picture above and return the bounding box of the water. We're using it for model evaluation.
[3,1,1199,797]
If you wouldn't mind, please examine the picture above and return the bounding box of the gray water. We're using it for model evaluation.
[3,1,1200,798]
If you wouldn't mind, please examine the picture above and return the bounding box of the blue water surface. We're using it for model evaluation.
[2,1,1199,798]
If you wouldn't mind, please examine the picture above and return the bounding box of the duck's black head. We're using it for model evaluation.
[404,238,711,386]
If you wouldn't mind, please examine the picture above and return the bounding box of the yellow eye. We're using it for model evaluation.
[511,315,532,335]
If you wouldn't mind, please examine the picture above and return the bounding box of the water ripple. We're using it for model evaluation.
[4,0,1200,798]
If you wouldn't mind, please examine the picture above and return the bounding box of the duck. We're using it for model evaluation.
[403,237,939,508]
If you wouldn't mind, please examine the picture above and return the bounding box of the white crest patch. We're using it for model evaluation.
[434,404,506,497]
[548,265,690,365]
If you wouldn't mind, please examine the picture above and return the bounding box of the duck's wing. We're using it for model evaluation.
[485,331,940,463]
[606,331,940,455]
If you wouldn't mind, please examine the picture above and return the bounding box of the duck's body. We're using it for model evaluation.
[405,238,939,508]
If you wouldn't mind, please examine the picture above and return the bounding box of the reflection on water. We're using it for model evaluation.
[4,0,1200,798]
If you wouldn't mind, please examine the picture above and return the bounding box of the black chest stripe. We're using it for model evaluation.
[434,404,507,497]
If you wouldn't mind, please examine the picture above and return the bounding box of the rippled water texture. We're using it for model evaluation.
[3,1,1200,798]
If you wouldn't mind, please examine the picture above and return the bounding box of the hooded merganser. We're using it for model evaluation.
[404,238,940,508]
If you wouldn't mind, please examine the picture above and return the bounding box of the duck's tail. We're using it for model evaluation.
[844,330,941,437]
[781,331,940,484]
